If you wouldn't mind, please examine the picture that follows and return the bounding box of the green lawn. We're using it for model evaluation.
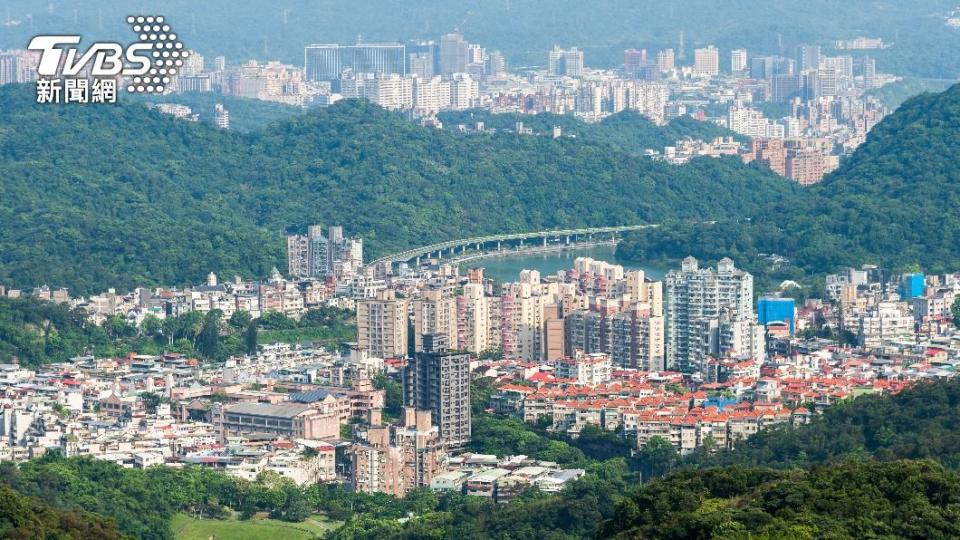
[171,513,340,540]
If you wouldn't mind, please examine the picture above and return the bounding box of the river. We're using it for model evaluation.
[460,244,668,283]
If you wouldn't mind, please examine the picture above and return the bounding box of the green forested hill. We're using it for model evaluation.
[437,109,745,155]
[620,82,960,282]
[597,379,960,539]
[0,84,794,294]
[601,460,960,539]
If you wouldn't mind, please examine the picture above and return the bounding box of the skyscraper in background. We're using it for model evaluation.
[548,46,584,77]
[862,56,876,89]
[304,43,406,81]
[406,40,437,78]
[796,44,821,72]
[305,44,342,81]
[624,48,648,77]
[439,32,469,74]
[730,48,748,74]
[656,48,675,72]
[348,43,406,75]
[693,45,719,76]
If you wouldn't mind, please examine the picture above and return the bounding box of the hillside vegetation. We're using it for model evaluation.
[0,84,793,294]
[620,82,960,285]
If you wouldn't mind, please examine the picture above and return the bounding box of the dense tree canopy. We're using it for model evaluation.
[0,84,793,294]
[0,297,355,366]
[619,82,960,283]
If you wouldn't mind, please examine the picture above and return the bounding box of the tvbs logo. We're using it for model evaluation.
[28,15,188,103]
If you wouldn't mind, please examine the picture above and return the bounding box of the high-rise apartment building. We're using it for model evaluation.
[730,49,748,74]
[862,56,876,90]
[624,48,648,77]
[287,225,362,280]
[750,138,787,176]
[413,291,459,353]
[406,40,437,78]
[456,283,494,353]
[439,32,469,75]
[665,257,756,374]
[656,49,675,72]
[795,45,821,72]
[548,46,585,77]
[403,334,471,447]
[0,50,37,85]
[693,46,719,77]
[500,283,548,362]
[349,406,442,496]
[357,290,409,359]
[487,50,507,76]
[785,147,827,185]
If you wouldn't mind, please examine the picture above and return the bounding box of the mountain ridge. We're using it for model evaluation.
[0,83,794,294]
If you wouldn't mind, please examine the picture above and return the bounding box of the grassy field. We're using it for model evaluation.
[171,513,340,540]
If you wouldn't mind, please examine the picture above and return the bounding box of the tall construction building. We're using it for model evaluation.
[665,257,756,374]
[403,333,471,448]
[357,290,409,359]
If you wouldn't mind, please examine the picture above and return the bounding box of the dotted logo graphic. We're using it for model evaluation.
[125,16,187,94]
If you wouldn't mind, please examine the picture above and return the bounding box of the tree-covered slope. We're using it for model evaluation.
[0,84,794,294]
[694,379,960,470]
[620,82,960,280]
[0,483,126,540]
[437,109,745,155]
[602,460,960,540]
[599,379,960,539]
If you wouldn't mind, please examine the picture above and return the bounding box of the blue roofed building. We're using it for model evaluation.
[757,297,795,334]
